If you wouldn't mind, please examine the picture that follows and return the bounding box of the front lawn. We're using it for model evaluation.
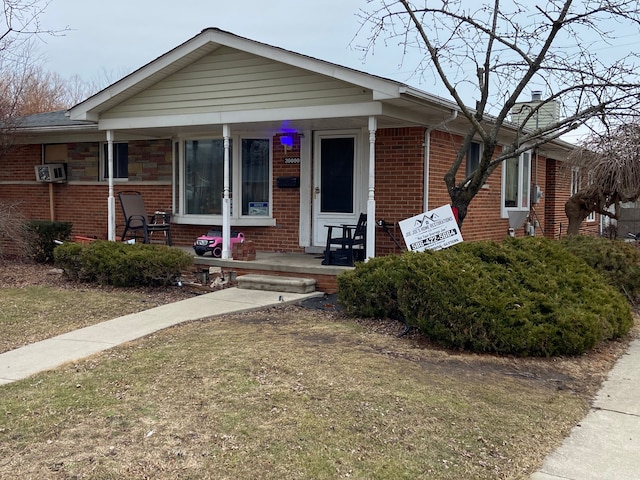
[0,304,632,479]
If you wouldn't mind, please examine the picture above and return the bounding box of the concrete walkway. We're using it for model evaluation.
[531,337,640,480]
[0,287,321,386]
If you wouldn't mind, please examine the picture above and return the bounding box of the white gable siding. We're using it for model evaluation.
[102,47,373,119]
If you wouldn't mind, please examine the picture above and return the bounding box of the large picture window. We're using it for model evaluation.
[503,151,531,210]
[185,139,231,215]
[180,136,271,220]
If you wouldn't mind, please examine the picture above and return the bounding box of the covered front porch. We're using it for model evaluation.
[62,28,457,262]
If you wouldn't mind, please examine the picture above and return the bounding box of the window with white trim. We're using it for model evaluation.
[101,142,128,180]
[503,151,531,211]
[571,166,596,222]
[570,166,581,196]
[179,136,272,219]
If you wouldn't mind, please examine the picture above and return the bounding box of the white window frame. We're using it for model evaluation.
[571,166,596,222]
[172,134,275,227]
[586,171,596,222]
[501,150,532,218]
[570,166,581,195]
[100,141,129,181]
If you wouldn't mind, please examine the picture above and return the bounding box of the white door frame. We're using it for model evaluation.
[312,129,366,247]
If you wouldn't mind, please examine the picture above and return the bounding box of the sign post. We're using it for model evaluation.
[399,205,464,252]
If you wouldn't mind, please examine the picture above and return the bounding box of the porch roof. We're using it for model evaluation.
[65,28,459,135]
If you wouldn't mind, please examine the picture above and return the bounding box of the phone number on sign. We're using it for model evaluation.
[410,228,458,250]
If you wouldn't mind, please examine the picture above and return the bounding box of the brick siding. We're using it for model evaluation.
[1,129,583,257]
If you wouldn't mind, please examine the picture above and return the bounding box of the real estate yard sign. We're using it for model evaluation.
[399,204,463,252]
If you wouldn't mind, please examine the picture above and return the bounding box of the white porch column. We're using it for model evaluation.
[222,124,232,259]
[106,130,116,241]
[366,116,377,260]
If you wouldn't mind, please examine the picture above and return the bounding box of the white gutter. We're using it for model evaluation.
[424,110,458,212]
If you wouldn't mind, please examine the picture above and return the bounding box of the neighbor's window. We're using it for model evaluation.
[503,151,531,210]
[102,142,128,180]
[570,166,581,196]
[465,141,481,176]
[571,166,596,222]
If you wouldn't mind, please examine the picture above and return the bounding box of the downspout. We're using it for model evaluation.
[107,130,115,241]
[424,110,458,212]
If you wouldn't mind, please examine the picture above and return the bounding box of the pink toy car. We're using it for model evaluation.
[193,230,244,257]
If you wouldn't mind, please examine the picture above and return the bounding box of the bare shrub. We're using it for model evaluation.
[0,201,30,261]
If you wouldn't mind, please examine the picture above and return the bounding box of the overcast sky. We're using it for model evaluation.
[36,0,417,88]
[33,0,639,144]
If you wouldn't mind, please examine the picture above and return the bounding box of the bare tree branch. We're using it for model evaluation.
[356,0,640,226]
[565,123,640,234]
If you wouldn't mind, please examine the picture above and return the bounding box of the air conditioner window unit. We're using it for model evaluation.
[35,164,66,182]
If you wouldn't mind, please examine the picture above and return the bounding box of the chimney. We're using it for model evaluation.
[511,91,558,130]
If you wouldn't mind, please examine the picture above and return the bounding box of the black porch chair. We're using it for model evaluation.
[322,213,367,266]
[118,191,172,245]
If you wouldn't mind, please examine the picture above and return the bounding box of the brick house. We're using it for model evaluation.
[0,28,596,258]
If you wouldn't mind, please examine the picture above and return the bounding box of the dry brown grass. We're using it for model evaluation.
[0,260,636,479]
[0,260,194,353]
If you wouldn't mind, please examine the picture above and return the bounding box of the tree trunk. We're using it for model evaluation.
[564,193,592,235]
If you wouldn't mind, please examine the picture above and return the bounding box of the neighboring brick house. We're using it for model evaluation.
[0,28,596,257]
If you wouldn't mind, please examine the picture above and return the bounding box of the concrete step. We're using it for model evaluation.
[237,274,316,293]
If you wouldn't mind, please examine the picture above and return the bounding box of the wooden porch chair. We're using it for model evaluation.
[118,191,172,245]
[322,213,367,266]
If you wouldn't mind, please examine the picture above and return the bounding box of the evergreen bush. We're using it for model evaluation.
[54,240,193,287]
[560,235,640,301]
[337,254,405,319]
[338,237,632,357]
[26,220,72,263]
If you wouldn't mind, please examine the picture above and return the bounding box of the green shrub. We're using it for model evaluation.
[338,237,632,357]
[560,235,640,301]
[52,241,84,280]
[338,254,405,319]
[54,240,193,287]
[26,220,72,263]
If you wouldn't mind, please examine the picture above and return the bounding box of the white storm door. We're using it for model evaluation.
[313,132,361,247]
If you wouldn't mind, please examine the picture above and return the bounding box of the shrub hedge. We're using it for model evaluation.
[54,240,193,287]
[27,220,73,264]
[560,235,640,302]
[338,237,632,357]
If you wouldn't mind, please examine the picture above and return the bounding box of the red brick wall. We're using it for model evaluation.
[0,144,41,181]
[374,127,425,255]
